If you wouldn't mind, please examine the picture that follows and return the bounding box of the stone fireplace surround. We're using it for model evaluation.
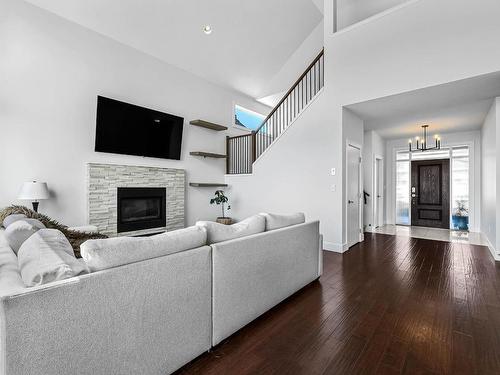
[87,163,185,236]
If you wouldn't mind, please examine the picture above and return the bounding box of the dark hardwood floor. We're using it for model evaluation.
[175,233,500,374]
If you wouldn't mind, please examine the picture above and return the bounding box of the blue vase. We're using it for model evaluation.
[452,215,469,231]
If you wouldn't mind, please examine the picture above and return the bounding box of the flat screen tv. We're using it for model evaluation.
[95,96,184,160]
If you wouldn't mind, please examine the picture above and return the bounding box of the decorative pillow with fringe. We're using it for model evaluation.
[0,205,107,258]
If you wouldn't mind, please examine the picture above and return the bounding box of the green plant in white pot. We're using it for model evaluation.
[210,190,232,225]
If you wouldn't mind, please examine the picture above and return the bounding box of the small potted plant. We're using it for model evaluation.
[452,200,469,231]
[210,190,232,225]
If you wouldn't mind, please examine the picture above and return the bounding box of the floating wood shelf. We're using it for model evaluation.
[190,151,227,159]
[189,183,228,187]
[190,119,227,131]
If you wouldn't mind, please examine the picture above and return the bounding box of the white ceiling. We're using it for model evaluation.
[347,72,500,139]
[25,0,323,99]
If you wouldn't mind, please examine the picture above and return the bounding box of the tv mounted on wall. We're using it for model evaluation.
[95,96,184,160]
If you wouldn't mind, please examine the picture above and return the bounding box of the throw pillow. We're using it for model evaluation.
[2,214,27,228]
[80,225,207,272]
[18,229,88,287]
[0,229,26,293]
[196,214,266,244]
[0,205,108,257]
[4,218,46,254]
[260,212,305,231]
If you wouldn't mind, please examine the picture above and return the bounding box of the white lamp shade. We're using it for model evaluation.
[17,181,50,200]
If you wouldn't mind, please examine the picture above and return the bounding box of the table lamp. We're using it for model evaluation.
[18,181,50,212]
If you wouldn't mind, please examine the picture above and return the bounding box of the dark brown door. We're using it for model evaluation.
[411,159,450,229]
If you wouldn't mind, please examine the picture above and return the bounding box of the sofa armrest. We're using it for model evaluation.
[0,246,212,375]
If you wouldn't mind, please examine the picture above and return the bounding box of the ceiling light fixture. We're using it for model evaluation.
[408,125,441,152]
[203,25,212,35]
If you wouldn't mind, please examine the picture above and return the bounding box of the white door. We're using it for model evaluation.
[347,144,361,248]
[374,158,384,227]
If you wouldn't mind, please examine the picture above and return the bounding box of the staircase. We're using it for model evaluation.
[226,49,324,174]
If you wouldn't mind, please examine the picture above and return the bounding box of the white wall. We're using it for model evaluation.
[363,130,385,230]
[336,0,411,30]
[481,99,499,257]
[385,130,481,232]
[256,21,324,105]
[224,92,332,238]
[0,0,269,226]
[228,0,500,252]
[324,0,500,248]
[497,98,500,258]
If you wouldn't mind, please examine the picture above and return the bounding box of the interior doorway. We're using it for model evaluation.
[410,159,450,229]
[347,143,362,248]
[374,157,384,228]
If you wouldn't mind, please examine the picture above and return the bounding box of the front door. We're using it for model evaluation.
[411,159,450,229]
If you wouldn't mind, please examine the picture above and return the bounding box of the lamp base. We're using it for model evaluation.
[32,201,39,212]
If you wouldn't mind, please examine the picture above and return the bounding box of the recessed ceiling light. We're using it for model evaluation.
[203,25,212,35]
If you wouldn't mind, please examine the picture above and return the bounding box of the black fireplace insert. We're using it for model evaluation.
[117,187,166,233]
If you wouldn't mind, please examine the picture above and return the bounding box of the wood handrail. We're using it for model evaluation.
[255,48,324,133]
[226,48,324,174]
[228,133,253,140]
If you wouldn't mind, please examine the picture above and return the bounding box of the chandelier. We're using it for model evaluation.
[409,125,441,152]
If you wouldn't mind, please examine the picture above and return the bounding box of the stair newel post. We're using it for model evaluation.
[226,136,230,174]
[251,131,257,169]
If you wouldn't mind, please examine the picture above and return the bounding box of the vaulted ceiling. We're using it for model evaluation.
[25,0,323,99]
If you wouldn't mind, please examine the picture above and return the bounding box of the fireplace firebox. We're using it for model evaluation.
[117,187,166,233]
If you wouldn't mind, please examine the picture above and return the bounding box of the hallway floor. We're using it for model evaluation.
[176,233,500,374]
[372,225,488,246]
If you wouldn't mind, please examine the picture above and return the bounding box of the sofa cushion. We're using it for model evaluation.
[0,229,25,294]
[4,218,46,254]
[18,229,88,287]
[80,225,207,272]
[2,214,27,228]
[260,212,305,231]
[196,215,265,244]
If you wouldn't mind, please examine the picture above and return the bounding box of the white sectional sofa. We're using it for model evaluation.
[0,214,322,375]
[0,228,212,375]
[212,221,321,345]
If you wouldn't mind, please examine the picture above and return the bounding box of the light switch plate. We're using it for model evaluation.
[330,168,336,176]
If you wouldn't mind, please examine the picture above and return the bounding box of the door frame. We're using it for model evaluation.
[373,155,384,228]
[345,141,363,248]
[390,139,476,230]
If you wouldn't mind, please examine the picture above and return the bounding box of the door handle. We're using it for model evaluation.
[348,200,354,204]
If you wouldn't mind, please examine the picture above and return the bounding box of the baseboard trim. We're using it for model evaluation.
[324,241,348,253]
[482,233,500,262]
